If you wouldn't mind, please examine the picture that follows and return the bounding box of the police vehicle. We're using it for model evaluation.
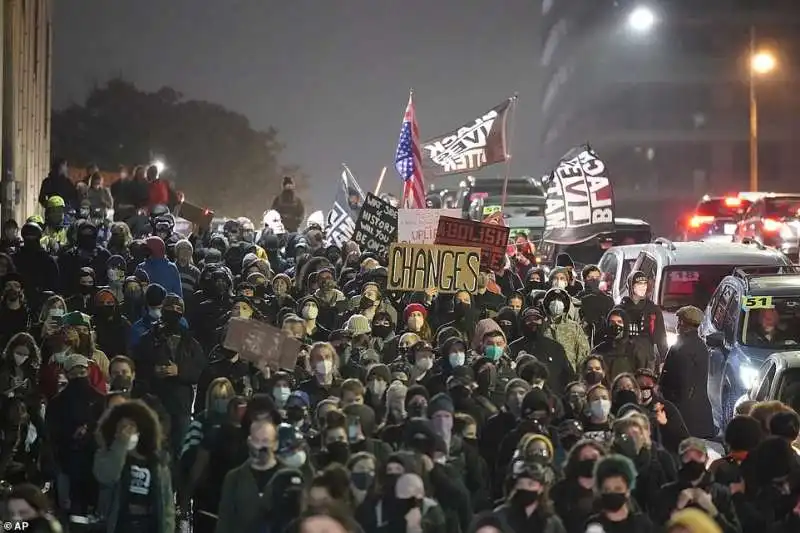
[700,269,800,430]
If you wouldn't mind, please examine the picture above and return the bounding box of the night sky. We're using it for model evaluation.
[53,0,539,211]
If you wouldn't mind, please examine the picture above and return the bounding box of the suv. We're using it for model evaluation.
[683,195,751,242]
[626,239,792,349]
[735,193,800,261]
[739,351,800,415]
[700,270,800,430]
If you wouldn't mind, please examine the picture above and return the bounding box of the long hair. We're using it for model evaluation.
[98,400,162,459]
[205,377,234,413]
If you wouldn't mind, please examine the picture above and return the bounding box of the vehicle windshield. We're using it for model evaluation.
[470,179,544,199]
[778,368,800,414]
[741,296,800,349]
[660,265,783,312]
[695,199,750,218]
[764,197,800,219]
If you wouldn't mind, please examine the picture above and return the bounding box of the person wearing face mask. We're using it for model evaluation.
[14,222,59,310]
[551,441,606,533]
[300,342,341,407]
[554,254,583,296]
[275,422,313,474]
[660,305,716,440]
[195,345,251,412]
[0,218,21,254]
[65,266,98,314]
[0,275,30,348]
[216,419,281,533]
[541,288,590,372]
[653,438,741,532]
[582,384,613,442]
[134,293,206,461]
[129,283,169,349]
[480,379,532,492]
[104,254,128,302]
[173,239,200,298]
[634,368,690,456]
[436,291,478,343]
[473,320,518,407]
[92,289,131,358]
[364,364,391,422]
[509,306,572,377]
[403,303,433,342]
[619,270,668,369]
[136,235,183,298]
[343,403,392,467]
[592,308,650,380]
[370,311,397,361]
[298,296,331,342]
[57,220,111,293]
[584,454,656,533]
[489,460,564,533]
[408,341,436,388]
[0,332,41,400]
[423,337,469,397]
[313,267,346,316]
[578,265,614,343]
[495,306,522,345]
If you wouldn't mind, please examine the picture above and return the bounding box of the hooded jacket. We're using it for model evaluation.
[541,289,590,370]
[591,307,651,378]
[619,295,668,366]
[137,237,183,297]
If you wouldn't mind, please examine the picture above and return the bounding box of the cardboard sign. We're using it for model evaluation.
[434,216,510,271]
[387,243,480,293]
[352,193,398,256]
[482,212,506,226]
[223,317,301,370]
[173,202,213,230]
[397,208,461,244]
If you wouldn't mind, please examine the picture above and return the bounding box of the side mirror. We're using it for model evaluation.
[706,331,725,349]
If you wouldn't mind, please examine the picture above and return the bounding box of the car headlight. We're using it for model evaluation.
[666,331,678,347]
[738,364,760,389]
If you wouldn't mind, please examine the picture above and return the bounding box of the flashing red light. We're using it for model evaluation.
[762,218,782,232]
[724,197,742,207]
[689,215,715,229]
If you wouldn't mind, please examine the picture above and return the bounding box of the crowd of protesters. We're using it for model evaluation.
[0,160,798,533]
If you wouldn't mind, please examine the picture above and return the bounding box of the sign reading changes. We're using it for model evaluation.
[544,145,615,245]
[387,244,480,293]
[434,216,510,271]
[352,193,398,256]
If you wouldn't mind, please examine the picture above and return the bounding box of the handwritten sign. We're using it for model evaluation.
[387,243,480,293]
[397,208,461,244]
[434,216,510,271]
[352,193,398,256]
[223,318,301,370]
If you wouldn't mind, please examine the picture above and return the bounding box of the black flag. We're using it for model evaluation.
[543,145,615,245]
[421,98,513,176]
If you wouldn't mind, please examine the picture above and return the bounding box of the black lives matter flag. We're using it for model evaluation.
[543,145,615,245]
[422,98,514,176]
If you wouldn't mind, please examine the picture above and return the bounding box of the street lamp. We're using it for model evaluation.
[749,28,777,192]
[628,6,656,33]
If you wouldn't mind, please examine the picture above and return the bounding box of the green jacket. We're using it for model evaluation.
[215,461,275,533]
[92,438,175,533]
[542,317,590,371]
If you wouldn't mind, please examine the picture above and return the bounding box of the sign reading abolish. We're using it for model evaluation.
[352,193,399,256]
[544,145,615,245]
[434,216,510,271]
[387,243,480,293]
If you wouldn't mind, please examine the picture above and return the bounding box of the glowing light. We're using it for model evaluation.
[152,160,166,174]
[628,6,656,33]
[751,52,777,75]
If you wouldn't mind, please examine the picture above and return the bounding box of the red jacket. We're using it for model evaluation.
[148,179,171,209]
[40,360,107,401]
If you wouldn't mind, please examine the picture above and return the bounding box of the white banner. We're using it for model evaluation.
[397,208,461,244]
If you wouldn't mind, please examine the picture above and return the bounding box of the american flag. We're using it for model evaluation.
[394,92,426,209]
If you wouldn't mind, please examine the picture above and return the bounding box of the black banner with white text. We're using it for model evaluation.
[421,98,513,176]
[543,145,615,245]
[352,193,399,257]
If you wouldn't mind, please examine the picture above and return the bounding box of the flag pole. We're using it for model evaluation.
[374,166,387,195]
[500,93,520,209]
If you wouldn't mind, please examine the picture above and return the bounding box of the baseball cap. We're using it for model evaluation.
[63,354,89,372]
[678,437,708,457]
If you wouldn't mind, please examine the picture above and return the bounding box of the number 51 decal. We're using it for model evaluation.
[742,295,774,310]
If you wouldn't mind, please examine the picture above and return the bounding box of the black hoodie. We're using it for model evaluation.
[592,307,651,377]
[618,296,667,367]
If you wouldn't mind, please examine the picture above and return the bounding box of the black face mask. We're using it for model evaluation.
[95,306,114,320]
[78,284,94,295]
[286,406,305,423]
[78,234,95,249]
[372,324,392,338]
[584,371,603,385]
[162,310,183,329]
[453,301,470,318]
[23,236,40,248]
[599,492,627,512]
[383,473,400,499]
[351,472,374,491]
[679,461,706,483]
[575,458,596,478]
[511,489,540,508]
[609,323,625,339]
[585,279,600,291]
[407,402,426,418]
[326,441,350,464]
[109,375,133,392]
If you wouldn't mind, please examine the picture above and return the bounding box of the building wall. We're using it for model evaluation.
[1,0,52,222]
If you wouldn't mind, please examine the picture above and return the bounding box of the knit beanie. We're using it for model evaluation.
[427,393,454,418]
[145,283,167,307]
[405,384,429,408]
[404,303,427,322]
[345,314,371,336]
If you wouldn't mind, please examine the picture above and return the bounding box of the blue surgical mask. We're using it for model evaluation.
[212,398,230,414]
[484,345,504,361]
[449,352,466,368]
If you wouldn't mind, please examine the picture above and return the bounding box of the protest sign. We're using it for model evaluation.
[352,193,398,256]
[397,208,461,244]
[434,216,510,271]
[387,243,480,293]
[173,201,213,229]
[224,318,301,370]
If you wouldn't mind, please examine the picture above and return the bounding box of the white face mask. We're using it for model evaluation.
[415,357,432,372]
[448,352,465,368]
[315,360,333,376]
[107,270,121,282]
[273,386,291,406]
[633,284,648,298]
[303,306,318,320]
[553,279,568,290]
[589,399,611,420]
[548,300,565,316]
[281,450,307,469]
[127,432,140,451]
[149,308,162,320]
[52,351,68,365]
[13,353,29,367]
[368,380,387,397]
[407,316,423,331]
